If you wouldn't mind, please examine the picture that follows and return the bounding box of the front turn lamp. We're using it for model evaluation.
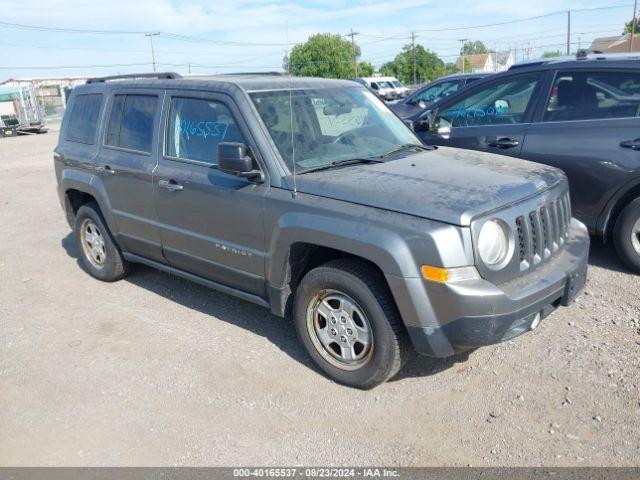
[421,265,480,284]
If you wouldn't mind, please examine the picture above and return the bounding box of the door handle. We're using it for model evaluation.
[487,138,520,149]
[620,139,640,150]
[95,165,116,176]
[158,179,184,192]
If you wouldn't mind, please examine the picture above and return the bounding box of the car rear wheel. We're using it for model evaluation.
[614,197,640,274]
[75,202,129,281]
[293,259,409,389]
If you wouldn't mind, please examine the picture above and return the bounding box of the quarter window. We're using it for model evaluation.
[544,70,640,122]
[105,94,157,153]
[435,73,540,128]
[66,94,103,144]
[167,97,245,165]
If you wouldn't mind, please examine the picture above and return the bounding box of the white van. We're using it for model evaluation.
[378,76,410,98]
[357,77,398,101]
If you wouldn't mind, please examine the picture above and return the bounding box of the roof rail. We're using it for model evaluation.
[86,72,182,84]
[221,71,283,76]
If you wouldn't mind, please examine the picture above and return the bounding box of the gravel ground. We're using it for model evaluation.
[1,130,639,467]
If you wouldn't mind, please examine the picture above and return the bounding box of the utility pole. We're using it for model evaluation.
[458,38,467,74]
[145,32,160,72]
[566,11,571,56]
[631,0,638,52]
[347,28,360,77]
[411,31,418,85]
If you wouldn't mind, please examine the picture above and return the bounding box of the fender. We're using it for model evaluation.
[60,168,118,234]
[596,175,640,240]
[266,212,421,289]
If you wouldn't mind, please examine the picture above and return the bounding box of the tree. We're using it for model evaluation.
[461,40,490,56]
[358,61,375,77]
[381,44,445,84]
[624,19,639,34]
[542,50,562,58]
[289,33,361,78]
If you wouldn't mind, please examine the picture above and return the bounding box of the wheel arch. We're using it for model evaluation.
[597,178,640,243]
[265,213,419,317]
[60,169,116,232]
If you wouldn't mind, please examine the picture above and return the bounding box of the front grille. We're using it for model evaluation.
[515,191,571,271]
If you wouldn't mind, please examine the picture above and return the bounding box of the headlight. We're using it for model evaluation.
[478,219,512,267]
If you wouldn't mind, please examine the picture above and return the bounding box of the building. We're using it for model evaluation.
[589,33,640,53]
[457,50,514,73]
[0,76,87,121]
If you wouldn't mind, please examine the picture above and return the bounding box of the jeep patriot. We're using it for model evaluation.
[55,72,589,388]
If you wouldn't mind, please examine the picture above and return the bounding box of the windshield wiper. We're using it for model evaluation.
[298,157,383,175]
[379,143,430,158]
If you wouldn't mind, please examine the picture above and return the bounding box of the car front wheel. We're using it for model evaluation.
[293,259,409,389]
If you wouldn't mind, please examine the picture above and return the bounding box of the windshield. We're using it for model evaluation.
[392,80,404,88]
[250,86,421,173]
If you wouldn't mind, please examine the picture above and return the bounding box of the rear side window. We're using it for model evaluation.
[105,94,158,153]
[167,97,245,165]
[66,94,103,144]
[544,70,640,122]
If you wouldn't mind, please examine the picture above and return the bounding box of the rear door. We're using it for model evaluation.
[153,91,268,296]
[421,71,547,158]
[97,90,163,261]
[521,68,640,230]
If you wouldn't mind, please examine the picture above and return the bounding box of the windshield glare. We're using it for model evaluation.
[250,86,421,173]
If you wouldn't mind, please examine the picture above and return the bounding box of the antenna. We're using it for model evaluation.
[285,20,298,198]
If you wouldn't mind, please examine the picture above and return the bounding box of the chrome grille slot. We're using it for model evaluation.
[540,206,549,253]
[516,216,526,262]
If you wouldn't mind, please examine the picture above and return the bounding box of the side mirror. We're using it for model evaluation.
[494,99,510,114]
[414,109,435,132]
[403,119,415,131]
[217,142,264,181]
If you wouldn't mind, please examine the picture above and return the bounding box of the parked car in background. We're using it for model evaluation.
[54,72,588,388]
[390,73,491,121]
[356,77,398,101]
[415,53,640,273]
[377,76,410,98]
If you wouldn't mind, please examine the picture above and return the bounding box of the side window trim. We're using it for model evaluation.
[436,71,546,128]
[161,91,267,177]
[102,90,160,156]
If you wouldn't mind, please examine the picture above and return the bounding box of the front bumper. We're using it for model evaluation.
[387,219,590,357]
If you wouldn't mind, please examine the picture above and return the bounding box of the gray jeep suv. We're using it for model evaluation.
[55,72,589,389]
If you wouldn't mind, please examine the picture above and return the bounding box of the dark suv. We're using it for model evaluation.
[55,73,589,388]
[415,53,640,272]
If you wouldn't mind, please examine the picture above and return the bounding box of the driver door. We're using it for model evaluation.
[421,72,546,158]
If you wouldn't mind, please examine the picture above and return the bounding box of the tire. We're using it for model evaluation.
[293,259,410,389]
[613,197,640,274]
[74,202,129,281]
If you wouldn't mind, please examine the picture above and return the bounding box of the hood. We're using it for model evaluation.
[291,147,565,226]
[388,101,427,120]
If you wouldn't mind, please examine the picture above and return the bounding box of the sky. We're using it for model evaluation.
[0,0,634,81]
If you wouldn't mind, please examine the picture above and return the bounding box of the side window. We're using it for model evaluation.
[66,94,103,144]
[544,70,640,122]
[167,97,245,165]
[436,73,540,128]
[418,81,460,102]
[105,94,157,153]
